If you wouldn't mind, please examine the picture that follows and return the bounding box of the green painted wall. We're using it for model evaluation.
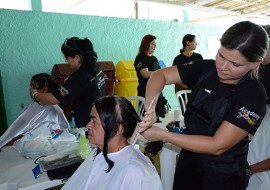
[0,9,226,127]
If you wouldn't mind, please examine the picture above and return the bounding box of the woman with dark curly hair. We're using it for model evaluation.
[30,37,105,128]
[61,96,163,190]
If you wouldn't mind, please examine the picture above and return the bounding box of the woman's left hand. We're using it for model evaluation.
[140,125,163,142]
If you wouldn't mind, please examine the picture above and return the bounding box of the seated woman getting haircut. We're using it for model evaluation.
[61,95,163,190]
[0,73,69,153]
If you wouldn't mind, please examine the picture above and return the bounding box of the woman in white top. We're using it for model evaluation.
[61,96,163,190]
[247,26,270,190]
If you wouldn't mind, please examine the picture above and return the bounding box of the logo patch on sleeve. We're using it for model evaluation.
[58,86,69,96]
[236,107,260,126]
[136,62,143,69]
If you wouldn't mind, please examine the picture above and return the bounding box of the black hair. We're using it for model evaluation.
[220,21,269,79]
[180,34,195,53]
[262,25,270,42]
[93,96,141,172]
[31,73,59,92]
[61,37,98,70]
[220,21,268,62]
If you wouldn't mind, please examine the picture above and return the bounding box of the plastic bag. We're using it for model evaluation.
[13,130,78,159]
[38,147,84,172]
[77,128,91,159]
[39,146,84,180]
[38,129,91,180]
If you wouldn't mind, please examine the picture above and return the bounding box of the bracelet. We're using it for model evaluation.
[32,90,38,99]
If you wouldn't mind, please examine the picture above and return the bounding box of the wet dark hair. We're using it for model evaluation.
[31,73,59,92]
[180,34,195,54]
[139,34,156,55]
[61,37,98,70]
[94,96,141,172]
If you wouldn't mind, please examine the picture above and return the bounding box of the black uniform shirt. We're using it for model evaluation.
[134,52,161,97]
[178,59,266,135]
[172,52,203,66]
[53,63,105,127]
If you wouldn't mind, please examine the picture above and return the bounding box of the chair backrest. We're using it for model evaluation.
[127,96,145,118]
[175,89,191,114]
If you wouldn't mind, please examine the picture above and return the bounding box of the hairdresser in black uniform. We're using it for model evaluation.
[172,34,203,92]
[134,34,169,118]
[30,37,105,128]
[134,34,161,98]
[139,21,269,190]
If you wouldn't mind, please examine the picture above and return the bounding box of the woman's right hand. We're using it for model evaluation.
[138,105,157,133]
[139,96,157,132]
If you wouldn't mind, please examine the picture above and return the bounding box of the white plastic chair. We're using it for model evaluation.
[175,89,191,114]
[127,96,145,118]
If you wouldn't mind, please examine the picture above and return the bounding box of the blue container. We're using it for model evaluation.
[179,127,186,134]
